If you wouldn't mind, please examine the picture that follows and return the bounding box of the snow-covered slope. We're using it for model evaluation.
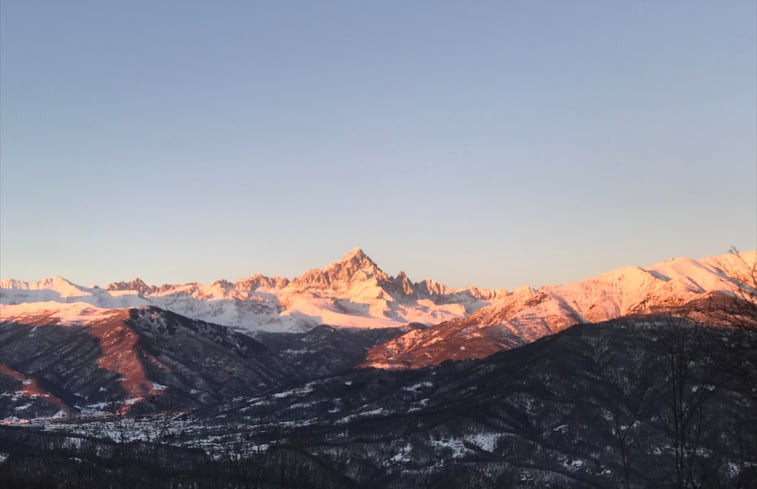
[362,250,757,369]
[0,248,506,334]
[2,249,752,345]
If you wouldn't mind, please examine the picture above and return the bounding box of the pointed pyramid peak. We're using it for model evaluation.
[288,248,387,291]
[343,246,369,260]
[334,247,379,269]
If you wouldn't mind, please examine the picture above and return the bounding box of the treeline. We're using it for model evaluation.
[0,436,352,489]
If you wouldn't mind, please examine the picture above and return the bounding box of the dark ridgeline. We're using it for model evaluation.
[0,307,301,416]
[1,310,755,488]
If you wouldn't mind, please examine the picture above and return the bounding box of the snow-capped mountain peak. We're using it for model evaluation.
[234,274,290,291]
[105,278,155,295]
[1,248,497,333]
[4,250,752,341]
[287,247,388,293]
[0,276,81,296]
[362,250,757,369]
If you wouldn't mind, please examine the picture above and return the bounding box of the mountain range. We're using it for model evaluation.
[1,248,505,334]
[2,249,754,371]
[1,248,754,416]
[0,249,755,488]
[363,251,756,368]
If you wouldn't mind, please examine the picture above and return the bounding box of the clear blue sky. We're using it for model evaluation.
[1,1,755,289]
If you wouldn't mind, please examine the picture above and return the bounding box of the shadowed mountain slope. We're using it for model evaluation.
[0,305,299,417]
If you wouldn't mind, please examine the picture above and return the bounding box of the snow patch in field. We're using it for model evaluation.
[389,444,413,463]
[429,438,467,458]
[464,432,498,452]
[271,384,314,399]
[403,382,433,392]
[563,458,586,469]
[337,407,388,424]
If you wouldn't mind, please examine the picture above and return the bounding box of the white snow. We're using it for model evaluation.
[0,302,120,325]
[363,250,757,368]
[429,438,467,458]
[403,382,433,392]
[0,249,504,333]
[1,250,754,345]
[563,458,586,469]
[271,384,315,399]
[389,443,413,463]
[337,407,388,424]
[464,432,498,452]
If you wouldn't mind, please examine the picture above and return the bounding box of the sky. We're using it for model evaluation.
[1,1,755,290]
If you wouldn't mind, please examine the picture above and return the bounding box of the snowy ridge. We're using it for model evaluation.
[2,250,752,343]
[0,302,122,325]
[362,250,757,368]
[0,248,506,333]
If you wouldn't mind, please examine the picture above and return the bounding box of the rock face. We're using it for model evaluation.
[287,248,389,293]
[0,304,299,417]
[362,251,757,368]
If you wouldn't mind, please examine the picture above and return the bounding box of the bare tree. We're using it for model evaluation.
[648,312,757,489]
[587,334,656,489]
[711,248,757,487]
[656,319,709,489]
[706,248,757,337]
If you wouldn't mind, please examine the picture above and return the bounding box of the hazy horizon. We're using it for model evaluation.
[2,1,755,290]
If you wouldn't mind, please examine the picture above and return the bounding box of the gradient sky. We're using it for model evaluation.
[1,1,755,290]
